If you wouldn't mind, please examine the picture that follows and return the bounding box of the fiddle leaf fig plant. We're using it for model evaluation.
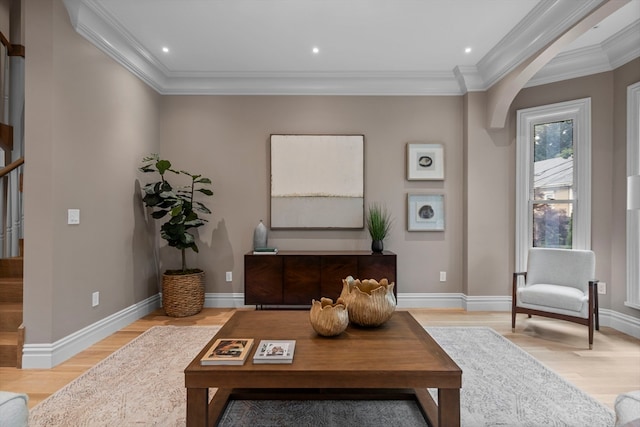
[139,154,213,273]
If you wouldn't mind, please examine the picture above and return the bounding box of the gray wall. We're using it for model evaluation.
[20,0,639,345]
[23,0,161,343]
[158,96,465,296]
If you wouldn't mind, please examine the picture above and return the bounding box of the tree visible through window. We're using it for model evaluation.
[532,120,574,248]
[516,98,591,272]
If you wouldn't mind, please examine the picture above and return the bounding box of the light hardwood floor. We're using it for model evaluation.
[0,308,638,411]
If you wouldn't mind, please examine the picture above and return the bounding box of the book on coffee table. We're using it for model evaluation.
[200,338,254,365]
[253,340,296,364]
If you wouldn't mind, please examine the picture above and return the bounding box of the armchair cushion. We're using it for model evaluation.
[518,283,588,314]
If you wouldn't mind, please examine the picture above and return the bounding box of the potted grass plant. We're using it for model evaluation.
[139,154,213,317]
[366,203,393,254]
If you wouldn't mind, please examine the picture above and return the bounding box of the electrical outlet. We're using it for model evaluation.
[597,282,606,295]
[92,291,100,307]
[225,271,232,282]
[439,271,447,282]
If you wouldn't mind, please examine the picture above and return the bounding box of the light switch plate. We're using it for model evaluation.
[68,209,80,225]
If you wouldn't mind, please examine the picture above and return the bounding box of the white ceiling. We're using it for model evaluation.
[63,0,640,95]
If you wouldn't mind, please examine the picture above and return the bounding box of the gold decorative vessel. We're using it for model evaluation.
[339,276,396,327]
[309,297,349,337]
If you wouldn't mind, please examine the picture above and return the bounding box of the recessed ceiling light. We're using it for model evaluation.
[162,47,170,53]
[312,47,320,54]
[464,47,472,54]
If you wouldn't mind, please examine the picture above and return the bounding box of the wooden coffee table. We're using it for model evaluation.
[184,310,461,427]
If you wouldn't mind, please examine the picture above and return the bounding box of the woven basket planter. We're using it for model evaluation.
[162,270,205,317]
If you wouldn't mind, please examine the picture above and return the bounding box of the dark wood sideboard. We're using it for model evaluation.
[244,251,397,307]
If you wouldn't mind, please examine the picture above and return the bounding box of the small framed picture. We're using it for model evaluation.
[407,193,445,231]
[406,143,444,180]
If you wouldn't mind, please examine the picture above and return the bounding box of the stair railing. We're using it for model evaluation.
[0,30,25,259]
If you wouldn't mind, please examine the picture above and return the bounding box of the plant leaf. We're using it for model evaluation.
[156,160,171,175]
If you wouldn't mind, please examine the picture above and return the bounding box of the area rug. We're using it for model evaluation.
[29,325,615,427]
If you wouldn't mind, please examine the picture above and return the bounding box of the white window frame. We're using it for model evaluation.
[626,82,640,310]
[516,98,591,272]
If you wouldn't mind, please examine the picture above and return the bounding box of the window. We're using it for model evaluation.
[516,98,591,272]
[627,82,640,310]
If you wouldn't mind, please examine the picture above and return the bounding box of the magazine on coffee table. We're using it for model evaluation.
[200,338,254,365]
[253,340,296,364]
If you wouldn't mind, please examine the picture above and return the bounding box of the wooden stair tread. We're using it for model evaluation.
[0,301,23,332]
[0,331,18,345]
[0,301,22,310]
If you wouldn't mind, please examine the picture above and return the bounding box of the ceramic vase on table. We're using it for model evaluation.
[253,220,268,249]
[309,297,349,337]
[340,276,396,327]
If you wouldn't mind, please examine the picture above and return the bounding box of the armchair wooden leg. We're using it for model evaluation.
[589,306,595,350]
[593,292,600,331]
[588,281,596,349]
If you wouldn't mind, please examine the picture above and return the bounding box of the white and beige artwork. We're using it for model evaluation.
[271,134,364,229]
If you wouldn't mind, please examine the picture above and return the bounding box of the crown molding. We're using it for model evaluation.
[525,20,640,88]
[63,0,635,96]
[604,20,640,69]
[63,0,168,92]
[477,0,605,88]
[157,71,463,96]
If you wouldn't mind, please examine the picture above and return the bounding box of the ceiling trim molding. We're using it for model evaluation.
[157,71,463,96]
[604,20,640,68]
[477,0,604,89]
[525,20,640,87]
[62,0,167,92]
[62,0,636,96]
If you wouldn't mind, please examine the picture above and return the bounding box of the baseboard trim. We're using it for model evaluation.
[204,292,251,308]
[22,294,161,369]
[598,308,640,339]
[22,292,639,369]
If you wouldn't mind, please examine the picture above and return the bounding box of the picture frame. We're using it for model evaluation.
[270,134,364,229]
[406,143,444,180]
[407,193,445,231]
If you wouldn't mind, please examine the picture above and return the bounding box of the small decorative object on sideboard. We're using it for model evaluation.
[340,276,396,327]
[309,297,349,337]
[366,203,393,253]
[253,219,268,249]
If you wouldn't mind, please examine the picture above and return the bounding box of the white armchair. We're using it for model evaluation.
[511,248,599,349]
